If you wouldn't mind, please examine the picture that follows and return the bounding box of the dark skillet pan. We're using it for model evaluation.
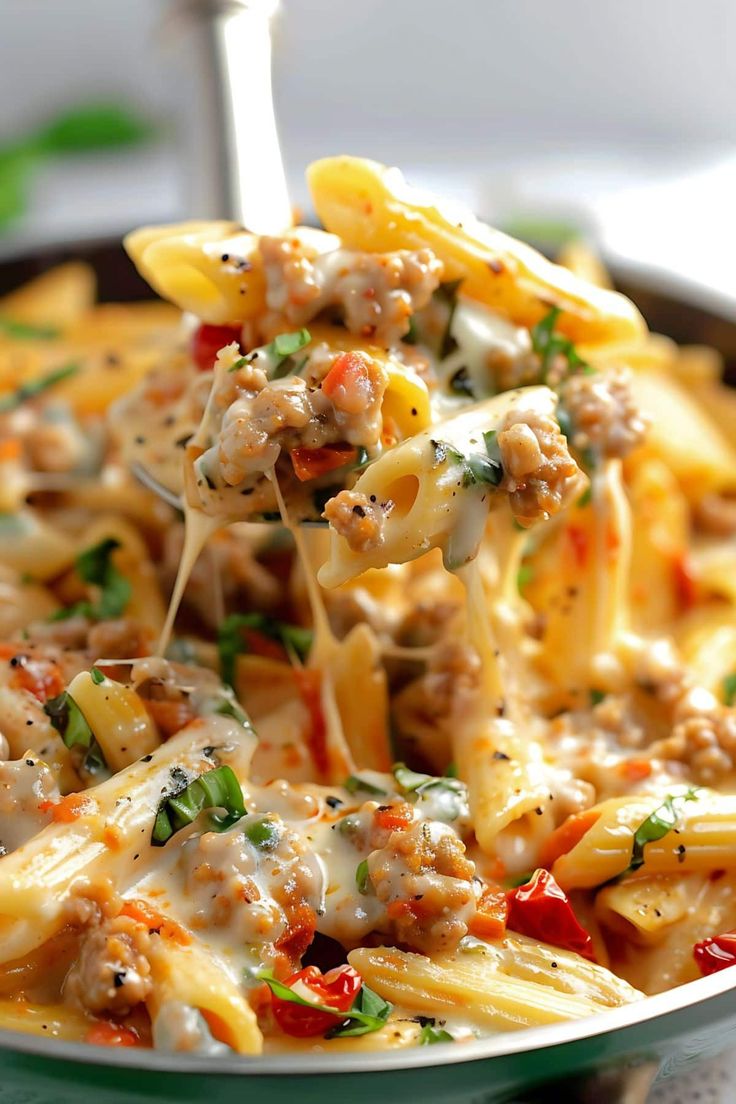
[0,238,734,1103]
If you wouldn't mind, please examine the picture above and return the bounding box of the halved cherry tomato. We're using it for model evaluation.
[507,868,596,961]
[86,1021,140,1047]
[191,323,243,372]
[468,883,509,940]
[694,930,736,976]
[539,808,601,871]
[289,443,357,482]
[374,802,414,832]
[269,964,362,1037]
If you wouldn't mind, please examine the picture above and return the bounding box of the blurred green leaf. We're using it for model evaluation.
[0,101,154,234]
[33,103,153,154]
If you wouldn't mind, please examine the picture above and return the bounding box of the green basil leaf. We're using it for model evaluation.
[217,612,312,688]
[90,666,105,685]
[0,318,60,340]
[355,858,370,894]
[723,673,736,707]
[43,690,93,749]
[326,984,391,1038]
[449,367,475,397]
[0,362,78,413]
[419,1022,453,1045]
[257,970,391,1039]
[35,104,152,154]
[344,775,387,797]
[622,787,700,876]
[51,537,131,622]
[392,762,464,797]
[151,765,245,846]
[434,279,463,360]
[517,564,533,591]
[530,307,592,379]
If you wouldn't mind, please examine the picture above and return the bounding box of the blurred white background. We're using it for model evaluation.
[1,0,735,312]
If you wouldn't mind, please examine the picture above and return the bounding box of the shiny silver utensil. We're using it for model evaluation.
[131,0,292,510]
[175,0,291,233]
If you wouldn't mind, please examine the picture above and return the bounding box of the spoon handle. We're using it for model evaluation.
[173,0,292,233]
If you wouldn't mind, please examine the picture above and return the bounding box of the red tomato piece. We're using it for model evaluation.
[289,443,357,482]
[191,323,243,372]
[468,883,509,940]
[86,1020,140,1047]
[320,351,372,413]
[270,965,362,1037]
[374,802,414,832]
[694,931,736,976]
[506,868,596,961]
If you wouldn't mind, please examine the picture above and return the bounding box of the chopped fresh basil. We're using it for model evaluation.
[0,363,78,413]
[403,314,419,345]
[90,666,105,685]
[449,367,475,398]
[432,431,503,489]
[0,317,60,340]
[622,787,700,877]
[435,279,463,360]
[590,688,606,706]
[217,612,313,688]
[577,485,592,508]
[230,329,311,378]
[531,308,590,378]
[151,764,245,846]
[50,537,131,622]
[517,564,534,591]
[344,775,387,797]
[392,763,467,822]
[419,1022,453,1045]
[444,762,458,779]
[44,690,93,749]
[36,103,153,154]
[723,673,736,708]
[257,970,391,1038]
[355,858,370,894]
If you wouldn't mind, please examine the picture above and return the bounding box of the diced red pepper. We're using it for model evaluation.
[294,668,329,779]
[289,443,357,483]
[321,351,372,413]
[506,868,596,961]
[468,883,509,940]
[566,525,589,569]
[86,1021,140,1047]
[39,792,97,823]
[191,323,242,372]
[269,964,362,1037]
[694,931,736,976]
[539,809,601,871]
[672,552,697,611]
[7,654,64,703]
[276,901,318,962]
[374,802,414,832]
